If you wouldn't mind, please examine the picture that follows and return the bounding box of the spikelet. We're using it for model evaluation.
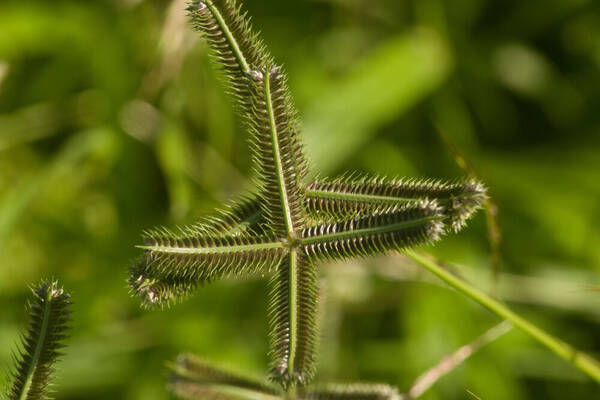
[169,353,281,398]
[301,201,445,262]
[131,227,287,305]
[247,66,309,238]
[5,280,72,400]
[305,174,486,233]
[302,384,401,400]
[267,253,319,388]
[188,0,273,117]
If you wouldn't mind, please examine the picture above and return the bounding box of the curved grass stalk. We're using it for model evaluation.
[405,250,600,383]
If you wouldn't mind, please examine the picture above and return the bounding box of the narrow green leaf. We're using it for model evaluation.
[268,252,319,387]
[301,201,445,262]
[5,280,72,400]
[305,174,486,232]
[248,66,308,239]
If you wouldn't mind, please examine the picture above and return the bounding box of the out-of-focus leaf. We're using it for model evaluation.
[303,27,453,172]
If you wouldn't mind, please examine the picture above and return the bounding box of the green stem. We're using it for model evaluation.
[405,250,600,383]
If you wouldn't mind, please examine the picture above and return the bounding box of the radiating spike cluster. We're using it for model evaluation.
[131,0,489,393]
[303,384,401,400]
[301,201,444,262]
[306,175,486,232]
[188,0,273,115]
[267,253,319,387]
[6,280,72,400]
[248,66,308,238]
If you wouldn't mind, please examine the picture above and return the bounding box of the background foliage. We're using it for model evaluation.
[0,0,599,399]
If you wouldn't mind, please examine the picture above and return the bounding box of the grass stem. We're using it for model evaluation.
[404,250,600,383]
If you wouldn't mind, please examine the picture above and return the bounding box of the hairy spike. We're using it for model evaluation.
[305,175,486,233]
[248,66,308,238]
[129,228,287,307]
[170,353,281,396]
[5,280,72,400]
[301,201,445,262]
[188,0,273,116]
[129,259,198,309]
[302,384,401,400]
[197,195,266,236]
[268,252,319,387]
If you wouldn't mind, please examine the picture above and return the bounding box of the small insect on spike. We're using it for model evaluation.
[6,280,72,400]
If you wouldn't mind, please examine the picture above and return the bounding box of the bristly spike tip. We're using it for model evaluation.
[5,280,72,400]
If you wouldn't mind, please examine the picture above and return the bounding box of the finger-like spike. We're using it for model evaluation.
[169,353,281,399]
[188,0,273,117]
[305,174,486,233]
[302,384,401,400]
[301,201,445,262]
[6,280,72,400]
[130,228,287,308]
[249,66,308,239]
[268,252,319,388]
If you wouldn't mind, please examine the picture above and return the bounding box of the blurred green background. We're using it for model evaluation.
[1,0,599,398]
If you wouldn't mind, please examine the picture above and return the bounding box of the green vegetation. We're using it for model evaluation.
[1,0,599,399]
[4,281,71,400]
